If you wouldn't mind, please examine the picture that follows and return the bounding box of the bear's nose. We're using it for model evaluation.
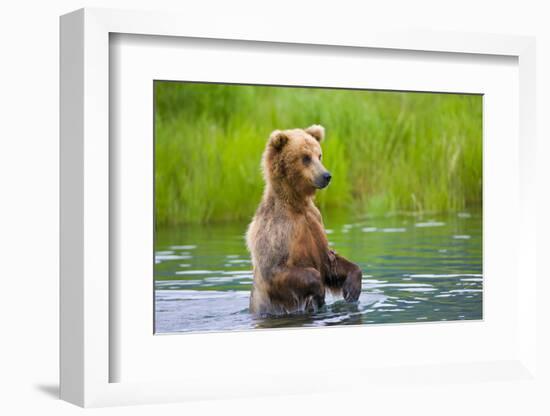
[323,172,332,183]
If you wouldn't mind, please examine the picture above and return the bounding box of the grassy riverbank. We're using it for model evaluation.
[155,82,482,225]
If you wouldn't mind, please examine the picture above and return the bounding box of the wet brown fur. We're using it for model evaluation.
[246,125,362,315]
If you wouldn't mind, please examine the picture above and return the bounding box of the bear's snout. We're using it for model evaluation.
[315,171,332,189]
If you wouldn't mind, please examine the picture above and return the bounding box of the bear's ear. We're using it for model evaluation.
[268,130,289,151]
[305,124,325,142]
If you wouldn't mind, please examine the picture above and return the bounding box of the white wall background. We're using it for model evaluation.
[1,1,548,415]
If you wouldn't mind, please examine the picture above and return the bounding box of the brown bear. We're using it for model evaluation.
[246,125,362,315]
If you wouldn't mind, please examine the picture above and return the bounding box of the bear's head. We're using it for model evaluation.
[262,125,331,199]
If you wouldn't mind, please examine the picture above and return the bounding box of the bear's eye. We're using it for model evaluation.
[302,155,312,165]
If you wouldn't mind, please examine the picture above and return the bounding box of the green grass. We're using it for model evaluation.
[155,82,482,226]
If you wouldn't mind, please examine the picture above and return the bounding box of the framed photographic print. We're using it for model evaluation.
[60,8,539,408]
[152,81,483,334]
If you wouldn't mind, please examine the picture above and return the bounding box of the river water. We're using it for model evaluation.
[155,211,482,333]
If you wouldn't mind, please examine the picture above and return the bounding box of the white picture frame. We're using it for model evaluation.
[60,7,538,408]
